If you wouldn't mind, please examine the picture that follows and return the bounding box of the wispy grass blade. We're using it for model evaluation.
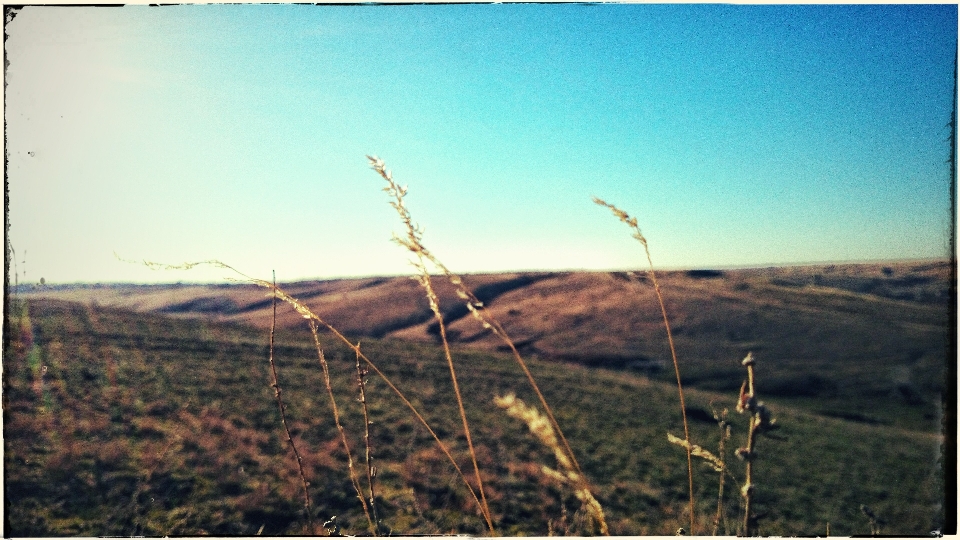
[369,156,495,533]
[355,344,382,535]
[307,320,375,534]
[593,197,696,534]
[367,155,586,489]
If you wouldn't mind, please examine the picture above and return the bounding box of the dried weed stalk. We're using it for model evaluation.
[355,344,383,534]
[711,407,733,536]
[308,320,376,534]
[368,155,585,483]
[369,156,494,532]
[266,271,315,534]
[735,352,779,536]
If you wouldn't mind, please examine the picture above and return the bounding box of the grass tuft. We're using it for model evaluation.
[494,393,608,535]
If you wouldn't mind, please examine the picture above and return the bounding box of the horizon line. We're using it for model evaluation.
[10,256,952,289]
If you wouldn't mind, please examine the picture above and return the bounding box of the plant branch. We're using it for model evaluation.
[267,271,315,535]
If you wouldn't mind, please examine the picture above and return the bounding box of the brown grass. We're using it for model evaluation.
[99,158,946,536]
[593,197,696,534]
[369,155,608,534]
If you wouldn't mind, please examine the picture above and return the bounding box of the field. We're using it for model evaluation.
[23,259,952,431]
[4,259,952,536]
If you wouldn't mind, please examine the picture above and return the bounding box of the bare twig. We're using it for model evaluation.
[713,408,731,536]
[267,271,315,535]
[736,352,778,536]
[356,343,382,535]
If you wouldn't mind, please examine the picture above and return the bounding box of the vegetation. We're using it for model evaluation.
[23,262,950,434]
[4,158,948,536]
[4,297,945,535]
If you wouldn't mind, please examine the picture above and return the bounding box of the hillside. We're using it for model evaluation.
[3,297,947,536]
[21,259,953,432]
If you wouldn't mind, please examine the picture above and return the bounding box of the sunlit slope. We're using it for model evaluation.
[4,298,945,536]
[23,260,951,431]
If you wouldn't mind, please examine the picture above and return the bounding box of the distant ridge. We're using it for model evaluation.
[22,259,950,433]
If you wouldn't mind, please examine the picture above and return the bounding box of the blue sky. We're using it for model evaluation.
[6,4,957,284]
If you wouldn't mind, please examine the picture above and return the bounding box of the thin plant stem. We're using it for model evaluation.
[355,343,381,535]
[738,356,760,536]
[422,273,494,533]
[274,279,488,528]
[713,409,730,536]
[368,156,501,532]
[266,271,315,535]
[413,255,586,482]
[369,155,595,532]
[393,231,586,482]
[308,320,376,535]
[593,197,695,535]
[131,258,488,534]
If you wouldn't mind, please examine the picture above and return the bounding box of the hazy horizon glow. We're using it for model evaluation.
[6,4,957,285]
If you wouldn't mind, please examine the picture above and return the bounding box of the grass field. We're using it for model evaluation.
[3,296,946,536]
[22,260,951,434]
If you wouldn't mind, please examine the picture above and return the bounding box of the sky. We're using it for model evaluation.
[5,4,958,285]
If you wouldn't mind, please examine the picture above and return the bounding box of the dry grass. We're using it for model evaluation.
[129,156,615,535]
[373,156,495,532]
[369,155,609,534]
[265,271,315,534]
[91,158,946,536]
[6,295,946,535]
[593,197,696,534]
[133,258,490,532]
[494,393,608,535]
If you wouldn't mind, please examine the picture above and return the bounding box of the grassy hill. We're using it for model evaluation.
[3,296,947,536]
[22,260,952,433]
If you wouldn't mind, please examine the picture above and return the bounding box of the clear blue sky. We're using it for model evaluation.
[6,4,957,284]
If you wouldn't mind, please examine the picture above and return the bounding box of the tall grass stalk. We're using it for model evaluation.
[593,197,696,534]
[368,156,586,485]
[132,258,489,531]
[266,271,315,535]
[371,156,494,532]
[712,407,731,536]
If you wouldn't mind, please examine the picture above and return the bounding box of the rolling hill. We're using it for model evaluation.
[20,259,953,433]
[3,293,949,535]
